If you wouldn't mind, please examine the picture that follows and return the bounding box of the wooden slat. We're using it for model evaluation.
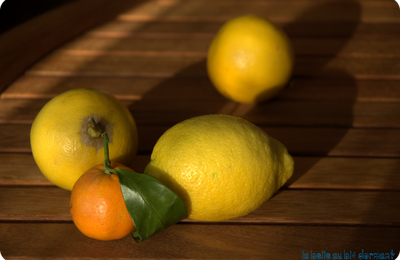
[157,0,400,8]
[295,57,400,79]
[3,124,400,157]
[282,78,400,102]
[0,99,137,124]
[59,36,212,54]
[3,76,400,102]
[0,0,146,93]
[3,154,400,190]
[24,53,400,80]
[287,157,400,190]
[269,127,400,157]
[3,98,400,127]
[0,153,150,186]
[236,101,400,128]
[1,186,399,226]
[0,124,32,153]
[0,98,232,125]
[0,223,399,259]
[0,153,49,185]
[1,0,399,259]
[26,54,206,77]
[118,0,400,23]
[0,187,72,221]
[0,76,223,100]
[89,20,400,38]
[56,36,400,58]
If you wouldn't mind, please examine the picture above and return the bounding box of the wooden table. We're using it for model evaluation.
[1,0,400,259]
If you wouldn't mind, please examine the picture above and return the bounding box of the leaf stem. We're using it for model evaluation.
[102,132,115,175]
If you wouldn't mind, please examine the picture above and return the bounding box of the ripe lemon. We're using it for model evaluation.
[30,88,138,190]
[144,114,294,221]
[207,15,294,104]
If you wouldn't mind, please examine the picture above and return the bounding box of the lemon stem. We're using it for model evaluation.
[102,132,115,175]
[87,117,102,138]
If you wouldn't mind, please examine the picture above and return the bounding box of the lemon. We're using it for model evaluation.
[30,88,138,190]
[144,114,294,221]
[207,15,294,104]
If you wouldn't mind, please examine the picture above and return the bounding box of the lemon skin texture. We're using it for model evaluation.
[30,88,138,190]
[207,15,294,104]
[144,114,294,221]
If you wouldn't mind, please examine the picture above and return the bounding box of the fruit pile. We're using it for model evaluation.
[30,15,295,243]
[31,88,187,243]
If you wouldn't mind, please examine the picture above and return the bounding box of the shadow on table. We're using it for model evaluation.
[133,0,360,185]
[131,0,361,218]
[3,0,398,255]
[129,0,400,253]
[258,0,360,186]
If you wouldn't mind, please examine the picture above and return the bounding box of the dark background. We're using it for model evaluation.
[0,0,73,34]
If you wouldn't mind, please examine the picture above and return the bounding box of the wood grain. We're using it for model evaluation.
[1,186,399,226]
[3,124,400,157]
[288,157,400,190]
[3,98,400,127]
[0,153,50,185]
[0,0,146,93]
[0,223,399,259]
[89,20,400,38]
[156,0,400,8]
[25,53,400,79]
[0,0,399,258]
[3,76,400,102]
[55,35,400,58]
[0,153,150,186]
[3,154,400,190]
[118,0,400,23]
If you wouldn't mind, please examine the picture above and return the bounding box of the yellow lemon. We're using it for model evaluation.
[144,114,294,221]
[207,15,294,104]
[30,88,138,190]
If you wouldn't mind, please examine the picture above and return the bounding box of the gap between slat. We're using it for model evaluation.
[2,154,400,191]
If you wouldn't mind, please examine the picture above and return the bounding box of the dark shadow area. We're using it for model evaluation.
[0,0,76,34]
[130,0,360,183]
[125,0,400,254]
[2,0,399,256]
[260,0,360,187]
[126,2,362,250]
[128,60,231,131]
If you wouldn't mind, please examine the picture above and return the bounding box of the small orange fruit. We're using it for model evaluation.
[70,162,135,240]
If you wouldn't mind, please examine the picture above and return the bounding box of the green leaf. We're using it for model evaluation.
[116,168,188,243]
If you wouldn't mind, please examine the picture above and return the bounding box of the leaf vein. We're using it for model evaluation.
[118,169,167,229]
